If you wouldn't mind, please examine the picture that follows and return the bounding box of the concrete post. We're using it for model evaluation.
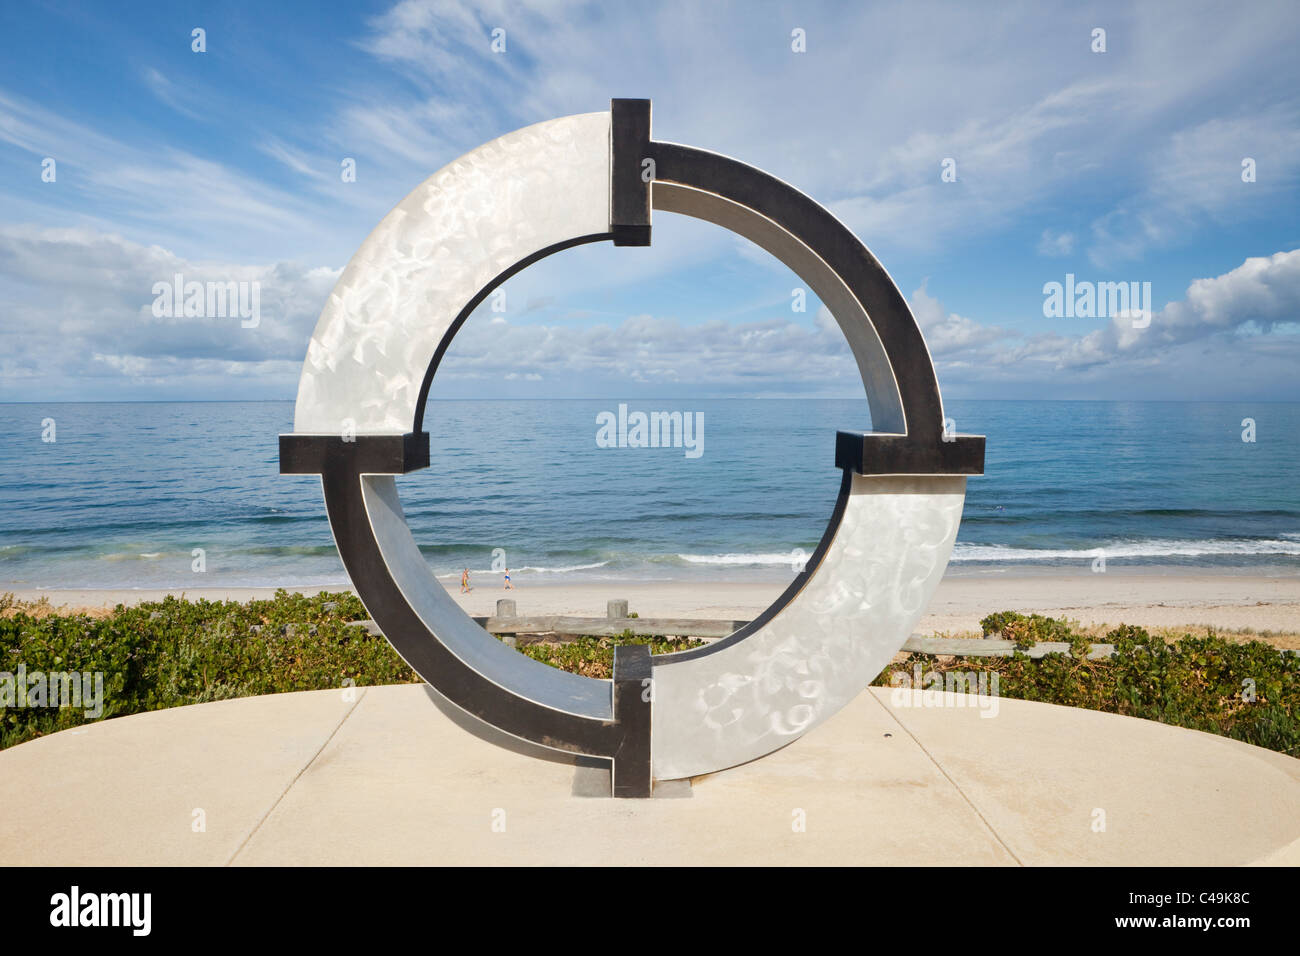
[608,599,629,619]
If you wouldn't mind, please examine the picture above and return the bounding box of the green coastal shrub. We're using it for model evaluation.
[881,614,1300,757]
[979,610,1076,647]
[0,590,420,750]
[512,629,703,678]
[3,596,1295,759]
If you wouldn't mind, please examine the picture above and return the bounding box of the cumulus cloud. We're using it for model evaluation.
[909,285,1018,358]
[0,225,338,399]
[1030,249,1300,368]
[432,251,1300,399]
[2,216,1296,401]
[434,310,861,394]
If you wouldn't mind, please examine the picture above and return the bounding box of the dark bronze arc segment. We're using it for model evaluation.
[653,144,944,437]
[608,98,984,477]
[320,467,617,752]
[314,457,651,792]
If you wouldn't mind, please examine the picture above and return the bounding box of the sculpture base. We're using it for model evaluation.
[1,684,1296,866]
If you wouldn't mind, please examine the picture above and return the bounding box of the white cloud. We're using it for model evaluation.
[1038,230,1076,257]
[435,251,1300,398]
[947,250,1300,381]
[1088,108,1300,266]
[0,225,339,399]
[1,217,1296,401]
[322,0,1300,275]
[140,68,203,120]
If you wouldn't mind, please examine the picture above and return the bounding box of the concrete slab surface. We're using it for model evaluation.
[1,684,1296,866]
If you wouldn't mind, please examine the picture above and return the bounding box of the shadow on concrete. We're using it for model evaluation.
[418,683,693,798]
[419,683,606,770]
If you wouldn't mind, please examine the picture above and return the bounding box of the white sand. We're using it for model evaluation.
[10,571,1300,641]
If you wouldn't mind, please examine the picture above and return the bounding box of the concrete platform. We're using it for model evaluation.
[1,684,1297,866]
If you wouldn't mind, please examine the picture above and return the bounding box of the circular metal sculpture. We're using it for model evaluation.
[280,100,984,797]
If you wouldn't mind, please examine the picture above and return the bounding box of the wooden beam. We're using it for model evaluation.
[475,615,747,639]
[349,616,1296,660]
[901,636,1117,660]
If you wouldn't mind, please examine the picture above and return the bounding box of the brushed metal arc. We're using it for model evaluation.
[280,100,984,794]
[291,111,614,436]
[650,474,966,779]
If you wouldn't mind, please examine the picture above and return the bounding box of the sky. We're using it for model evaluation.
[1,0,1298,404]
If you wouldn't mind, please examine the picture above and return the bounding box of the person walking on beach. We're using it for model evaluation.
[503,567,513,590]
[461,568,471,593]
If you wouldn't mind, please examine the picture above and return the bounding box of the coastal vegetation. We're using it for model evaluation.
[876,610,1300,757]
[1,592,1295,757]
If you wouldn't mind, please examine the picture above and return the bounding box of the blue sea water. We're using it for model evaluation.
[1,400,1298,590]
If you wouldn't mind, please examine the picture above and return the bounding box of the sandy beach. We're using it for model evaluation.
[10,570,1300,647]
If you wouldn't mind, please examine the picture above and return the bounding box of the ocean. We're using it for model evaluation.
[2,400,1298,590]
